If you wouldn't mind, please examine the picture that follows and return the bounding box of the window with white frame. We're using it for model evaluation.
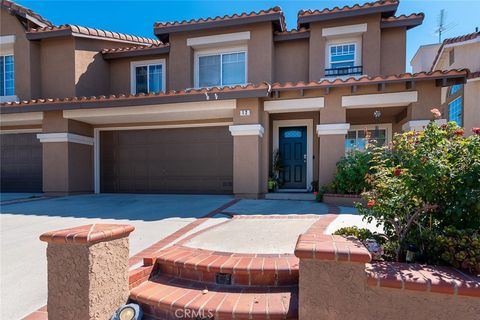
[345,125,389,153]
[130,59,165,94]
[195,49,246,88]
[329,43,356,69]
[0,55,14,97]
[448,96,463,126]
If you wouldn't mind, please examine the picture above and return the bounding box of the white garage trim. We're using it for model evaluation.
[317,123,350,135]
[0,128,42,134]
[93,121,233,194]
[229,124,264,137]
[342,91,418,108]
[0,112,43,126]
[37,133,94,145]
[264,97,324,113]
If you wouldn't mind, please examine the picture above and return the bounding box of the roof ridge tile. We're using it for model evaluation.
[298,0,398,17]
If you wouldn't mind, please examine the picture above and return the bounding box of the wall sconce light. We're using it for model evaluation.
[373,110,381,120]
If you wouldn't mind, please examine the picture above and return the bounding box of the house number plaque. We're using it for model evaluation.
[240,109,251,116]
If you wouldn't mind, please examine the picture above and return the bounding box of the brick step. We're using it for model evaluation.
[153,245,299,286]
[130,275,298,320]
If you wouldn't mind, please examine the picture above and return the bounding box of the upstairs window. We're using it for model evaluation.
[329,43,356,69]
[195,49,246,88]
[448,84,462,96]
[448,96,463,126]
[0,55,14,97]
[130,59,165,94]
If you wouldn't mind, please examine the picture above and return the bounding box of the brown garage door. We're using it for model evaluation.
[100,126,233,194]
[1,133,43,192]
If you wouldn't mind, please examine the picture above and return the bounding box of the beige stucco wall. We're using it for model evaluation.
[380,27,406,75]
[464,80,480,135]
[436,42,480,72]
[168,22,274,90]
[274,39,309,83]
[0,9,41,100]
[46,238,129,320]
[299,260,479,320]
[232,135,262,198]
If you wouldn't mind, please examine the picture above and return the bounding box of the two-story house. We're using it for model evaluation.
[0,0,469,198]
[411,31,480,135]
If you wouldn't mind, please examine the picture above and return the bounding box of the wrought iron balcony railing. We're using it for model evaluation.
[324,66,363,77]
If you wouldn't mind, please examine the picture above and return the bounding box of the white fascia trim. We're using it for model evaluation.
[317,123,350,136]
[402,119,447,132]
[322,24,367,37]
[0,128,42,134]
[37,133,94,145]
[229,124,264,137]
[0,35,15,44]
[0,111,43,123]
[342,91,418,108]
[187,31,250,48]
[264,97,324,113]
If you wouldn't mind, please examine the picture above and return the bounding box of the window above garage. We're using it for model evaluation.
[194,48,247,88]
[130,59,166,94]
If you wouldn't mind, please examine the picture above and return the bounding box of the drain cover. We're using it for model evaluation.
[215,272,232,285]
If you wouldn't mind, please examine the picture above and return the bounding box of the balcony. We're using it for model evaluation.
[324,66,363,77]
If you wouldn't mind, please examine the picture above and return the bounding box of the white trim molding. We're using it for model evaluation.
[317,123,350,136]
[402,119,447,132]
[229,124,264,137]
[187,31,250,48]
[264,97,324,113]
[0,128,42,134]
[37,133,94,145]
[0,35,15,44]
[273,119,313,191]
[0,111,43,126]
[342,91,418,108]
[322,23,367,37]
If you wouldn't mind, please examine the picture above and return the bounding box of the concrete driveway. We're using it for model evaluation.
[0,193,233,320]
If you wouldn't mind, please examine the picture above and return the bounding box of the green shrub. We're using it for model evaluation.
[332,150,373,194]
[357,116,480,267]
[333,226,379,242]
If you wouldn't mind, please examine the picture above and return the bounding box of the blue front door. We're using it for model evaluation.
[279,126,307,189]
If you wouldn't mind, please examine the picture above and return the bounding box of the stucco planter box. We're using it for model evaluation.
[323,193,365,206]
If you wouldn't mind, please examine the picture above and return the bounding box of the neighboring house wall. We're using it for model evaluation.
[464,80,480,134]
[274,39,309,83]
[435,42,480,72]
[0,9,40,100]
[410,43,441,73]
[380,27,406,75]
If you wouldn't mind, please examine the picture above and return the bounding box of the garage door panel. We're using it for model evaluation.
[1,133,43,192]
[100,127,233,194]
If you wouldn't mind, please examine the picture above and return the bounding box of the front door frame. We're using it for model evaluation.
[273,119,313,191]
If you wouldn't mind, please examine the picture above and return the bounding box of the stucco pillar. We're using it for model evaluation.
[39,111,94,194]
[40,224,135,320]
[317,124,350,185]
[229,124,264,198]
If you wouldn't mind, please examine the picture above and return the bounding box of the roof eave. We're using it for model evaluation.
[273,31,310,42]
[298,3,398,27]
[381,17,423,30]
[103,46,170,60]
[154,13,284,39]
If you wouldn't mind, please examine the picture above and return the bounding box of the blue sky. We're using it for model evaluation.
[20,0,480,71]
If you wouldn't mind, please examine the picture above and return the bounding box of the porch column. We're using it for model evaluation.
[317,123,350,186]
[229,124,264,199]
[38,110,94,195]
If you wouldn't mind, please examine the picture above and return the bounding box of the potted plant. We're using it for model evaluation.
[268,176,277,192]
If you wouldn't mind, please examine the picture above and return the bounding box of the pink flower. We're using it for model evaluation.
[472,128,480,135]
[454,129,464,136]
[313,191,318,196]
[430,108,442,119]
[367,200,375,209]
[393,168,402,176]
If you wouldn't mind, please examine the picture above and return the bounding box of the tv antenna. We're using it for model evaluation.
[434,9,457,43]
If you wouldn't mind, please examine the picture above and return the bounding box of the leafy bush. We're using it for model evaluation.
[357,116,480,268]
[332,150,373,194]
[333,226,381,242]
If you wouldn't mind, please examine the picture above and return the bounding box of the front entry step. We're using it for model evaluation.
[130,275,298,319]
[265,193,315,201]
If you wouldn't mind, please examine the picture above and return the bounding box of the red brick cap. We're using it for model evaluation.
[39,224,135,245]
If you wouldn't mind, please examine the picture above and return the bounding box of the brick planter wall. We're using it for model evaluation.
[295,219,480,320]
[322,193,365,206]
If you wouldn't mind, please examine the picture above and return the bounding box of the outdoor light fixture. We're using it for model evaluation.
[112,304,143,320]
[373,110,381,120]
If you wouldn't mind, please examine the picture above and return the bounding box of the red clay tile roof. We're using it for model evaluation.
[468,71,480,79]
[0,70,468,111]
[273,28,310,41]
[298,0,398,25]
[270,69,469,90]
[274,28,310,36]
[27,24,161,45]
[1,0,53,27]
[154,7,286,33]
[430,32,480,71]
[381,13,424,29]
